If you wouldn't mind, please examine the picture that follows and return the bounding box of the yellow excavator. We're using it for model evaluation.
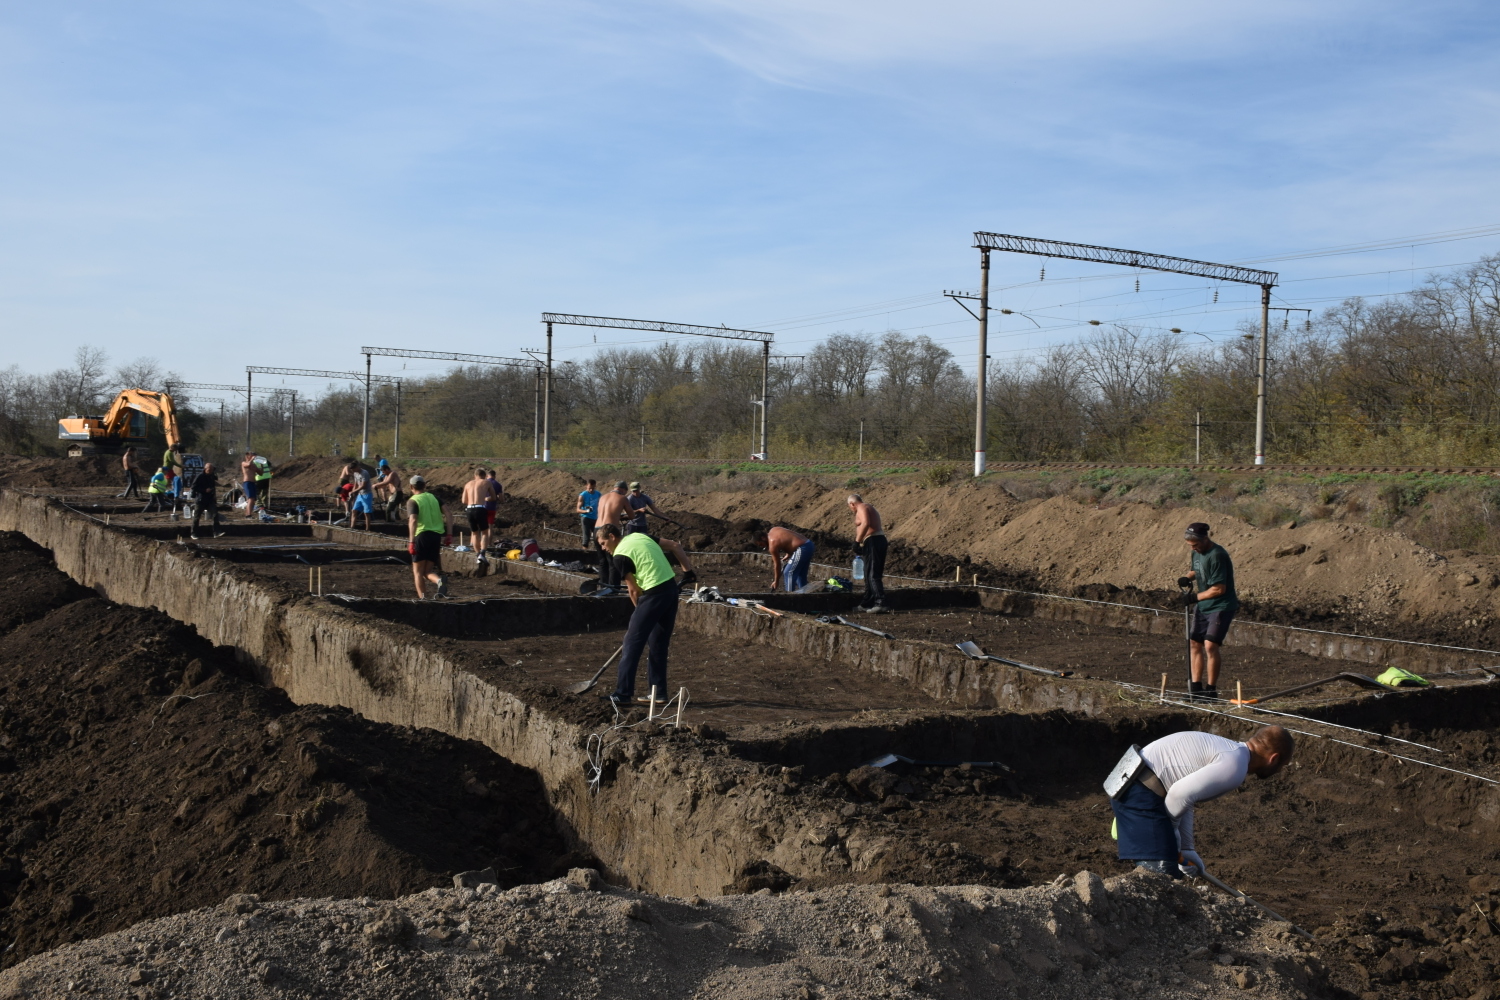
[58,389,182,457]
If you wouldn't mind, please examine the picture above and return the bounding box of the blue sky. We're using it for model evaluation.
[2,0,1498,390]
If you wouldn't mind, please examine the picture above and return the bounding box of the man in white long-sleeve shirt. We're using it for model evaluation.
[1108,727,1293,878]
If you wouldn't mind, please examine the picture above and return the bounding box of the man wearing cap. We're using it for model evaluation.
[406,475,449,599]
[595,523,679,707]
[624,482,662,535]
[1107,726,1293,878]
[1180,522,1239,701]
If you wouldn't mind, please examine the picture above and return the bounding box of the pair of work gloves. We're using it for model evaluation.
[1179,849,1206,878]
[1176,576,1198,606]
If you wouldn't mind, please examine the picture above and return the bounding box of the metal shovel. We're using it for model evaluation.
[568,645,624,695]
[816,615,894,640]
[955,641,1071,678]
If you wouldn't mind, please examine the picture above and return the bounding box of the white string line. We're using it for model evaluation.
[1142,691,1500,787]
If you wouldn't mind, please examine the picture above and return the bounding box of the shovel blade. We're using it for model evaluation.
[956,641,985,659]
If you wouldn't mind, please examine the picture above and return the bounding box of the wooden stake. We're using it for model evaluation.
[1237,680,1243,707]
[675,687,687,727]
[308,566,314,593]
[317,566,323,596]
[1159,672,1168,702]
[972,573,979,587]
[955,566,961,583]
[648,685,659,720]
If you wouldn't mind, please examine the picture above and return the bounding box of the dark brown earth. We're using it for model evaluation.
[720,707,1500,998]
[0,533,582,967]
[459,629,948,727]
[877,606,1389,701]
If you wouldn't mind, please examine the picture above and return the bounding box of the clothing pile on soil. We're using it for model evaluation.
[0,869,1324,1000]
[0,533,579,967]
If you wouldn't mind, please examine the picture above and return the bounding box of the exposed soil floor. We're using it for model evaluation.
[874,606,1405,701]
[457,631,947,727]
[723,707,1500,998]
[234,558,549,601]
[0,532,582,967]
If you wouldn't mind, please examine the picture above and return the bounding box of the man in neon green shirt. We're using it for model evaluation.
[405,475,449,600]
[596,523,679,706]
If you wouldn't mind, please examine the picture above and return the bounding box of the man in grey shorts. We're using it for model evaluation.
[1180,522,1239,702]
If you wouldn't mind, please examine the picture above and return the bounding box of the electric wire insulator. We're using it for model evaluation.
[1039,267,1045,281]
[1213,288,1219,303]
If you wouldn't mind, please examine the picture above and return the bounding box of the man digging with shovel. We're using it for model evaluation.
[595,523,679,709]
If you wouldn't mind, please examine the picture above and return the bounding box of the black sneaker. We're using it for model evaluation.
[1187,680,1202,702]
[436,575,450,599]
[1201,685,1220,702]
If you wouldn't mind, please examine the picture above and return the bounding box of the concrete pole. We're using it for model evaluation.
[289,392,296,457]
[1195,409,1201,465]
[543,322,553,463]
[360,353,371,460]
[759,341,770,461]
[974,248,990,477]
[533,368,540,460]
[1254,284,1271,466]
[393,381,401,458]
[245,371,252,454]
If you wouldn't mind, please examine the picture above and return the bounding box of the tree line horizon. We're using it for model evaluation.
[2,255,1497,468]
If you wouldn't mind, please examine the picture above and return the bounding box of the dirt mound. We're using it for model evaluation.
[0,533,94,632]
[0,455,119,490]
[0,539,579,965]
[497,472,1500,638]
[0,871,1324,999]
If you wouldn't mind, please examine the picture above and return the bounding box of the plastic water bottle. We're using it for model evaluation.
[852,555,866,581]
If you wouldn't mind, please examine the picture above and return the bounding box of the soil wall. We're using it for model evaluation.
[0,490,1095,899]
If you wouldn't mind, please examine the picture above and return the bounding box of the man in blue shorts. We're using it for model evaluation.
[753,527,815,592]
[342,460,377,531]
[576,479,601,548]
[1181,522,1239,702]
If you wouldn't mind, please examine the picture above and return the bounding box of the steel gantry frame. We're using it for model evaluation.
[541,313,775,462]
[166,382,300,456]
[360,347,536,457]
[969,232,1280,474]
[245,367,400,461]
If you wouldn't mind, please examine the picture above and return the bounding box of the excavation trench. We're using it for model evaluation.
[9,488,1500,998]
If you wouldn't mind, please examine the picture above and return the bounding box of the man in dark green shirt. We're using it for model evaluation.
[1181,522,1239,701]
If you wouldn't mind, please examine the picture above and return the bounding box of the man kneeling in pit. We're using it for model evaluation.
[1104,726,1293,878]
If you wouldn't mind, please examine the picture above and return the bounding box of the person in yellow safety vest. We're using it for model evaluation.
[405,475,449,600]
[142,467,172,513]
[251,452,273,512]
[596,523,679,707]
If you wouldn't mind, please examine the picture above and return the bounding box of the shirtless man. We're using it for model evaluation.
[591,480,696,592]
[239,451,259,519]
[752,526,815,592]
[118,446,141,498]
[374,462,403,520]
[847,494,888,612]
[461,468,499,562]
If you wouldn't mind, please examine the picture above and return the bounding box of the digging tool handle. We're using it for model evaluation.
[1200,871,1314,940]
[569,645,624,695]
[647,511,683,529]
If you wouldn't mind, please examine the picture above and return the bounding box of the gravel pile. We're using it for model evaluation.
[0,868,1327,999]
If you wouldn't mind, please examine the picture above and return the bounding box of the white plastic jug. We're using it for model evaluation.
[852,555,866,581]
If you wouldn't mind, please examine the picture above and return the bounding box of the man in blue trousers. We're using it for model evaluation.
[596,523,679,708]
[1107,726,1293,878]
